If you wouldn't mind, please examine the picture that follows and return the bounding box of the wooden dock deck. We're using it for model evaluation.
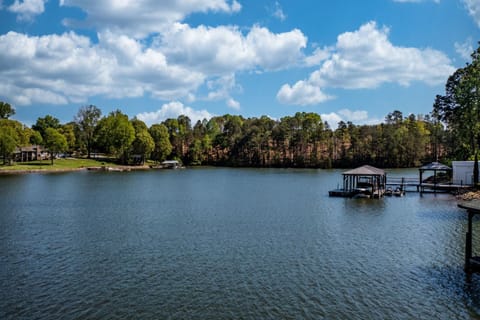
[387,177,470,193]
[386,177,419,192]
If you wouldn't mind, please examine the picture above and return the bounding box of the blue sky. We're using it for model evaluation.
[0,0,479,127]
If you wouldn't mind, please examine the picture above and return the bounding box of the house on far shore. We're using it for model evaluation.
[453,161,480,185]
[14,145,46,162]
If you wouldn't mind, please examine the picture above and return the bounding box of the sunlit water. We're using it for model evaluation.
[1,168,480,319]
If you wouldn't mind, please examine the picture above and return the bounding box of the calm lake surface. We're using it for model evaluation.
[1,168,480,319]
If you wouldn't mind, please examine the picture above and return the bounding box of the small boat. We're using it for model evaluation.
[393,187,404,197]
[150,160,184,169]
[385,187,393,196]
[353,188,371,199]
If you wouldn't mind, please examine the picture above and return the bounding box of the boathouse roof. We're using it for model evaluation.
[343,165,385,176]
[419,162,451,171]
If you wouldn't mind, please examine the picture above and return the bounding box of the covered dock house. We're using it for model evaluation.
[329,165,387,198]
[418,162,459,193]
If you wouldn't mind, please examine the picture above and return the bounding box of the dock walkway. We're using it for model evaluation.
[387,176,470,193]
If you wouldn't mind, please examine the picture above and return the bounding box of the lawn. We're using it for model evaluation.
[0,158,118,171]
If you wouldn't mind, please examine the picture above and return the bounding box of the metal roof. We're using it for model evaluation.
[343,165,386,176]
[419,162,451,171]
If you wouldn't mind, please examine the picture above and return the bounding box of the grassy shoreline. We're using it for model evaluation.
[0,158,128,174]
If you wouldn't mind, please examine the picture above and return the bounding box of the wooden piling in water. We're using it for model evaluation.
[458,201,480,273]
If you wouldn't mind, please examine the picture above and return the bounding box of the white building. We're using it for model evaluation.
[452,161,480,185]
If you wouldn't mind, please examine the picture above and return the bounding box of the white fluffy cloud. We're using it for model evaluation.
[136,101,214,126]
[60,0,241,38]
[0,15,307,107]
[0,31,204,106]
[463,0,480,27]
[278,22,455,106]
[0,0,307,110]
[319,112,342,128]
[338,109,368,122]
[160,23,307,74]
[304,47,332,67]
[321,109,380,129]
[8,0,46,20]
[277,81,333,105]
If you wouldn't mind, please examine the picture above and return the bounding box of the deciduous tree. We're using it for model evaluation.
[96,110,135,164]
[434,45,480,184]
[44,128,68,165]
[149,124,172,163]
[75,105,101,158]
[0,102,15,119]
[33,115,60,139]
[131,118,154,164]
[0,122,18,164]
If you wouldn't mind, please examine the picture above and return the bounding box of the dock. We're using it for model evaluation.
[329,165,387,199]
[330,162,473,199]
[387,177,470,194]
[386,177,420,192]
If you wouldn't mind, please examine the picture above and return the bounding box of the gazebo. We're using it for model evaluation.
[339,165,387,198]
[419,162,452,192]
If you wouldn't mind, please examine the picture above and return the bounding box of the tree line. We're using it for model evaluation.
[1,44,479,169]
[0,103,453,168]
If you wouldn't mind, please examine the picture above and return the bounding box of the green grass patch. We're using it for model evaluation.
[0,158,119,171]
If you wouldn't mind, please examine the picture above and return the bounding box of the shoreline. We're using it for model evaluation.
[0,165,151,175]
[0,167,87,175]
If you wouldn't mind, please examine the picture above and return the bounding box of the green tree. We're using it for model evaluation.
[29,129,43,146]
[96,110,135,164]
[33,115,60,139]
[131,118,154,164]
[75,105,102,158]
[59,123,76,154]
[434,45,480,184]
[0,123,19,164]
[188,138,204,165]
[0,119,31,146]
[0,102,15,119]
[149,124,172,162]
[44,128,68,165]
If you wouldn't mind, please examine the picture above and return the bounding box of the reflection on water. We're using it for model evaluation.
[0,168,480,319]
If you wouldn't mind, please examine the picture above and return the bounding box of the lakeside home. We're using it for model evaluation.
[14,145,48,162]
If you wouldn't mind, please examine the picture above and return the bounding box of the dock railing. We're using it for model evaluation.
[386,177,420,191]
[387,177,471,193]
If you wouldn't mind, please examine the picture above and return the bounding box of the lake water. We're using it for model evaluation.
[1,168,480,319]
